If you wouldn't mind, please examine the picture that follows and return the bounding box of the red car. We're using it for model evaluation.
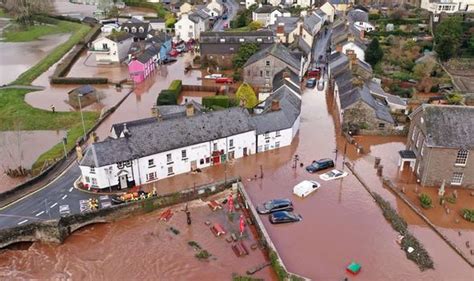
[307,68,321,79]
[215,77,233,84]
[169,49,179,57]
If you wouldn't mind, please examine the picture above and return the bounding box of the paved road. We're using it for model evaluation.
[0,163,100,229]
[212,0,239,31]
[311,26,332,68]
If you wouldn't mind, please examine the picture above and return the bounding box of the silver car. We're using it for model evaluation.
[59,205,70,217]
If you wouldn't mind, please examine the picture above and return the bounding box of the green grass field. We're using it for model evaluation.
[3,20,81,42]
[0,88,99,173]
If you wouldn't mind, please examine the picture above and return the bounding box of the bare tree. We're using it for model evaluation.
[4,0,53,25]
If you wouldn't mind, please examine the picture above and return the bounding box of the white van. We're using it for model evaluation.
[293,180,321,198]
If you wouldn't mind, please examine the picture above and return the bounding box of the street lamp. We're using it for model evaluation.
[62,134,68,159]
[77,93,87,142]
[292,154,299,169]
[106,166,113,193]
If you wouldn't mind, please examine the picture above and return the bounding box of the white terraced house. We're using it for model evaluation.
[79,74,302,190]
[421,0,474,14]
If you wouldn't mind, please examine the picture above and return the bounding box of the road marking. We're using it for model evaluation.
[35,211,45,217]
[69,187,74,192]
[0,163,78,211]
[50,203,58,208]
[18,219,28,225]
[61,195,68,200]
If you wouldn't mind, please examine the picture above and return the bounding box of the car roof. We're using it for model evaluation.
[270,198,291,204]
[317,158,333,163]
[272,211,291,217]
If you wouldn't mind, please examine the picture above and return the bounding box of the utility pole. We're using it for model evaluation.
[292,154,299,169]
[77,93,87,142]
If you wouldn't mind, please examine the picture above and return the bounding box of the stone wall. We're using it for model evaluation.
[343,101,397,135]
[0,178,240,249]
[243,57,299,89]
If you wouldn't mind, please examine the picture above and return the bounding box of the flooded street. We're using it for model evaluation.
[0,196,276,280]
[0,34,70,85]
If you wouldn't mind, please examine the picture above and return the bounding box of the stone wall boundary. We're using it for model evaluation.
[237,182,310,281]
[0,177,240,249]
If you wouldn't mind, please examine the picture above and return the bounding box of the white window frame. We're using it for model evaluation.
[167,166,174,175]
[275,130,281,137]
[148,159,155,167]
[451,172,463,185]
[90,167,95,174]
[213,143,218,151]
[264,133,270,139]
[411,126,417,141]
[275,141,280,148]
[454,149,469,166]
[181,149,187,160]
[166,153,172,163]
[229,139,234,148]
[91,177,98,186]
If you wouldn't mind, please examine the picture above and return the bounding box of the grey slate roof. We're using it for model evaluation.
[254,5,282,14]
[348,9,369,23]
[269,17,300,34]
[367,80,406,106]
[340,85,394,124]
[82,107,254,167]
[73,85,95,95]
[251,86,301,134]
[200,30,275,44]
[291,36,311,56]
[190,9,210,23]
[419,105,474,148]
[272,67,301,94]
[303,12,322,35]
[243,43,301,71]
[330,0,349,4]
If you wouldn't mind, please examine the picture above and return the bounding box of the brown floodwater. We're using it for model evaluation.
[0,130,66,193]
[0,34,70,85]
[53,0,97,18]
[0,195,276,280]
[3,53,473,280]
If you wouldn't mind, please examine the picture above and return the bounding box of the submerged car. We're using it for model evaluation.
[161,57,177,65]
[293,180,321,198]
[204,73,224,79]
[306,78,317,88]
[319,169,348,181]
[306,158,335,173]
[317,79,325,90]
[257,199,293,214]
[269,211,302,224]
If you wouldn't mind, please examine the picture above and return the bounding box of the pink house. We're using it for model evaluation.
[128,47,158,83]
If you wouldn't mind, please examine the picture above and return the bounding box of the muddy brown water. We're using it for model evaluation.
[0,197,276,280]
[2,53,473,279]
[0,130,67,193]
[0,34,70,85]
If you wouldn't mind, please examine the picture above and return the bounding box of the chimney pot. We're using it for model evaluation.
[186,103,195,117]
[271,99,280,111]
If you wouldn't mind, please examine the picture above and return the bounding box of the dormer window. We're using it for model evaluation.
[239,38,245,42]
[138,26,144,33]
[257,38,262,42]
[124,27,129,32]
[220,38,225,43]
[131,27,137,33]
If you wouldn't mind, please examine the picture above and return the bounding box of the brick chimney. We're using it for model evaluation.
[282,70,290,79]
[360,30,365,39]
[271,100,280,111]
[277,23,284,34]
[186,103,194,117]
[336,44,342,52]
[151,105,162,120]
[346,50,357,70]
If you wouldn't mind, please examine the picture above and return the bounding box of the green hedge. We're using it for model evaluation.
[203,96,230,108]
[50,77,108,84]
[157,80,182,105]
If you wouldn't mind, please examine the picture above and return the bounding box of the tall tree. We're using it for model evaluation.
[434,16,463,61]
[365,38,384,67]
[232,43,259,69]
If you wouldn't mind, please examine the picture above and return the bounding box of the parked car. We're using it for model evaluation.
[215,77,233,84]
[269,211,302,224]
[59,205,70,217]
[222,14,228,20]
[176,44,186,53]
[317,79,325,90]
[162,57,177,65]
[306,158,335,173]
[306,78,317,88]
[307,67,321,79]
[204,73,224,79]
[319,169,348,181]
[223,22,229,29]
[293,180,321,198]
[257,199,293,214]
[169,49,179,57]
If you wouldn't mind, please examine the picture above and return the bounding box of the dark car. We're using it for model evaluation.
[306,78,317,88]
[305,158,335,173]
[111,195,125,205]
[162,57,177,65]
[257,199,293,214]
[222,14,228,20]
[269,211,302,224]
